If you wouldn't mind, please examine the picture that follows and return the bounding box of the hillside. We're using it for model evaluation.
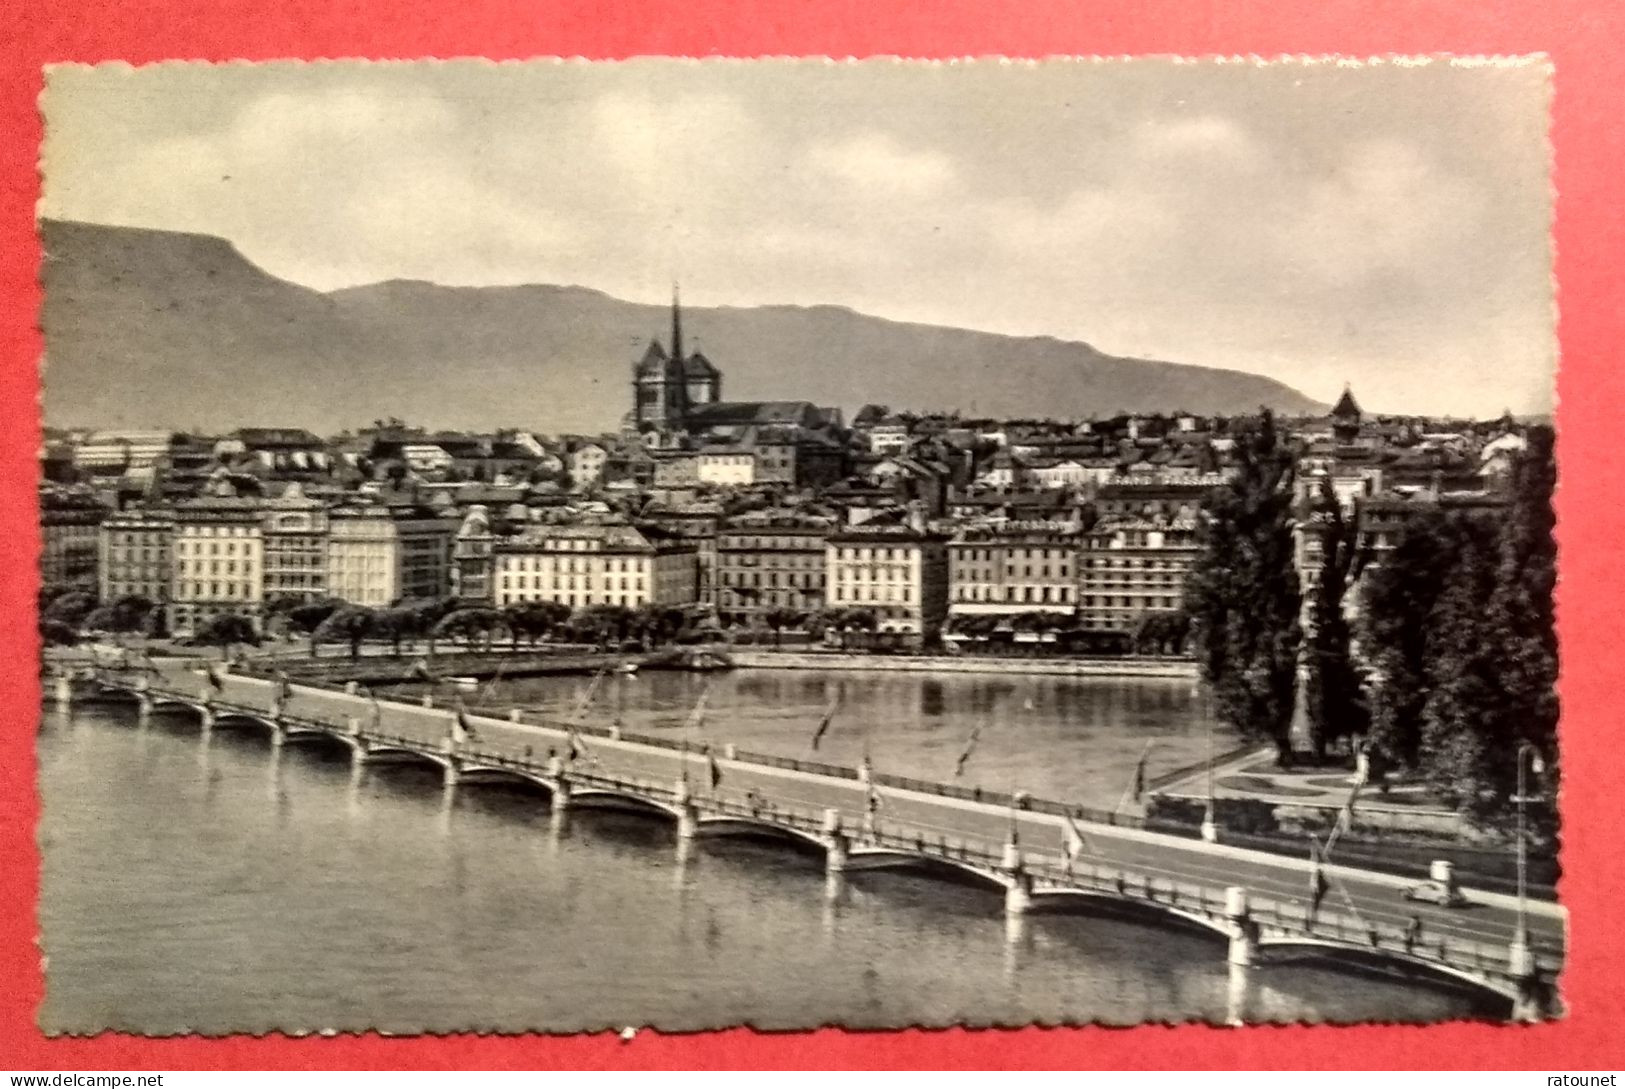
[39,219,1325,434]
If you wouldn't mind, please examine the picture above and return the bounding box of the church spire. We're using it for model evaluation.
[671,282,684,363]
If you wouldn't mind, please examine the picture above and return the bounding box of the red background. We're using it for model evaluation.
[4,0,1621,1070]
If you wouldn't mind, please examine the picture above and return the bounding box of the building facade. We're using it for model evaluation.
[451,504,497,604]
[491,524,697,610]
[696,450,756,487]
[71,430,174,472]
[825,524,950,646]
[98,508,174,605]
[1076,516,1199,632]
[41,490,108,590]
[948,522,1080,614]
[327,505,454,607]
[168,496,265,638]
[715,518,832,620]
[261,484,329,603]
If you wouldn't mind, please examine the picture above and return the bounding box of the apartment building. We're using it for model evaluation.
[491,523,698,610]
[948,521,1081,614]
[261,483,329,603]
[327,504,455,607]
[168,496,265,637]
[715,516,832,619]
[825,522,950,646]
[98,507,174,605]
[1076,516,1199,632]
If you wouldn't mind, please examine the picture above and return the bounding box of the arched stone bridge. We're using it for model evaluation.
[59,664,1563,1021]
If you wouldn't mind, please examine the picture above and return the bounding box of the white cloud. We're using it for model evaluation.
[807,132,955,197]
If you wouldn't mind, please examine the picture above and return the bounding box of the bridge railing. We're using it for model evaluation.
[105,672,1569,976]
[117,669,1149,831]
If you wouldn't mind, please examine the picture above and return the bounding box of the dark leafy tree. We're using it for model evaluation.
[39,583,80,613]
[761,606,807,648]
[314,606,378,660]
[374,606,422,656]
[432,607,507,651]
[1478,427,1559,810]
[140,605,168,639]
[634,603,687,648]
[285,598,344,656]
[1418,516,1504,812]
[1495,429,1560,793]
[42,591,98,628]
[194,612,261,658]
[399,597,460,655]
[1302,480,1369,762]
[1358,510,1464,773]
[1184,409,1302,765]
[40,618,80,646]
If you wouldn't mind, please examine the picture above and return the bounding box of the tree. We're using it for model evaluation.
[314,606,378,660]
[400,597,460,655]
[1482,427,1559,808]
[80,594,157,638]
[39,583,80,613]
[1184,410,1302,765]
[842,608,878,649]
[79,605,119,634]
[42,591,97,629]
[1302,481,1369,762]
[194,613,260,658]
[762,606,807,648]
[1358,510,1464,774]
[285,598,343,656]
[432,607,506,652]
[140,605,169,639]
[633,603,686,648]
[374,606,422,656]
[39,618,79,646]
[1417,516,1504,812]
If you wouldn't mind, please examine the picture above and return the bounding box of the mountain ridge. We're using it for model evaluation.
[39,219,1327,434]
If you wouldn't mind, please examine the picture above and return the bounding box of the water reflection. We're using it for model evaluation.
[448,668,1230,808]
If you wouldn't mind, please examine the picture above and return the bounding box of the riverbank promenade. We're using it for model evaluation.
[65,660,1565,1020]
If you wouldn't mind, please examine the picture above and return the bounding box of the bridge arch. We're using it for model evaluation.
[842,848,1012,892]
[358,744,454,772]
[569,787,685,821]
[1027,886,1234,941]
[691,816,828,854]
[453,762,558,794]
[208,709,283,735]
[1255,936,1523,1006]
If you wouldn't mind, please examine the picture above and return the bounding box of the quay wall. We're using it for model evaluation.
[729,650,1198,679]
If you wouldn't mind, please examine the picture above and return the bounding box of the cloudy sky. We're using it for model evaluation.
[41,58,1554,416]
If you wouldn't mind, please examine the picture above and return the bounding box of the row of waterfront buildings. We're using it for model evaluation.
[59,477,1200,643]
[43,296,1535,646]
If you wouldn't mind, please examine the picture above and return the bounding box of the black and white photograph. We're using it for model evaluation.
[34,56,1561,1033]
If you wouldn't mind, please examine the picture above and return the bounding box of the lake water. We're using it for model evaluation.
[436,668,1233,809]
[38,673,1497,1032]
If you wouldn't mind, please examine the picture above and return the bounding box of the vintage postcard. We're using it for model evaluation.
[34,56,1560,1035]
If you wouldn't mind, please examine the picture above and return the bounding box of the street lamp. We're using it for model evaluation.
[1198,679,1218,843]
[1513,742,1546,953]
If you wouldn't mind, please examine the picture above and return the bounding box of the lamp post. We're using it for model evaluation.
[1513,742,1545,951]
[1199,680,1218,843]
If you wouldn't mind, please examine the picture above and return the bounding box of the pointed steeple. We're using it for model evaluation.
[671,282,684,364]
[1331,383,1361,420]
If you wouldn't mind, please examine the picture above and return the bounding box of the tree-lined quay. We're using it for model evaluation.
[43,382,1558,848]
[66,660,1565,1020]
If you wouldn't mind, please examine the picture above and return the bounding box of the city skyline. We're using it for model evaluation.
[41,58,1555,418]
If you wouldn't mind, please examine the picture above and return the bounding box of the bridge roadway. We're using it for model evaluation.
[80,661,1564,1014]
